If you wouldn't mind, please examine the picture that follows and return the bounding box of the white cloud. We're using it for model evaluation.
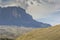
[37,11,60,26]
[26,0,60,19]
[0,0,27,9]
[26,5,54,19]
[0,0,60,19]
[41,0,60,9]
[0,0,60,10]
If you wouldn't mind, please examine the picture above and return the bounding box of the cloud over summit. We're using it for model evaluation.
[0,0,60,9]
[0,0,60,19]
[0,0,27,9]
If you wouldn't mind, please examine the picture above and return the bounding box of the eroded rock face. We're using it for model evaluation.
[0,7,51,28]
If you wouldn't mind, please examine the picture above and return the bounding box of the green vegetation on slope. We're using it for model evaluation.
[16,25,60,40]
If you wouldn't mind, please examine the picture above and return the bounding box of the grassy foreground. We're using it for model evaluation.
[16,25,60,40]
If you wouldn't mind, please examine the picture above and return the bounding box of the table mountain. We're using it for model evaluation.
[0,7,51,28]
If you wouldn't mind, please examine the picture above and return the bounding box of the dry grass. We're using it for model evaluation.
[16,25,60,40]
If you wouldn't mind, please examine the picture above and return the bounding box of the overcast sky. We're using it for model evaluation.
[0,0,60,25]
[36,11,60,25]
[26,0,60,19]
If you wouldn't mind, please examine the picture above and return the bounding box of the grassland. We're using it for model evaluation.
[16,25,60,40]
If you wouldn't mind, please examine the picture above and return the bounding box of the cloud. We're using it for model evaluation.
[0,0,59,9]
[26,5,54,19]
[37,11,60,25]
[0,0,60,19]
[0,0,17,7]
[26,0,60,19]
[0,0,60,9]
[41,0,60,9]
[0,0,27,9]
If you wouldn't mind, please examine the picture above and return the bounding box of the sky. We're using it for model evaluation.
[26,0,60,25]
[37,11,60,26]
[26,0,60,19]
[0,0,60,25]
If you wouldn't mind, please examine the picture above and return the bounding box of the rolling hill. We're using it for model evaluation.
[16,25,60,40]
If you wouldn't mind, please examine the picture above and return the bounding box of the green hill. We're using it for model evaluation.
[16,25,60,40]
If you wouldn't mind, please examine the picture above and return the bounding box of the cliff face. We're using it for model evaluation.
[0,7,51,28]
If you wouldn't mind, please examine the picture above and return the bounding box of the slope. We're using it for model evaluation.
[16,25,60,40]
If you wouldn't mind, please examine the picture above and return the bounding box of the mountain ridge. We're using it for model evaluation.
[0,6,51,28]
